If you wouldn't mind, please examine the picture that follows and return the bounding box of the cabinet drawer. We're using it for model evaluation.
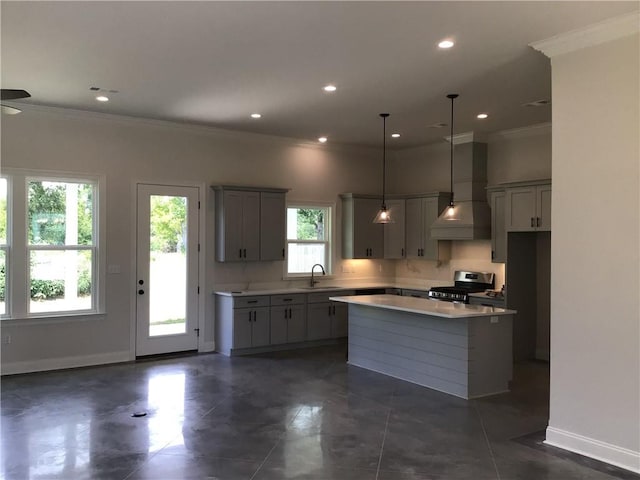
[270,293,306,306]
[307,289,355,304]
[233,296,270,308]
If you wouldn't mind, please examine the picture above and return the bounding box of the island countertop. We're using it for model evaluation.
[330,294,516,318]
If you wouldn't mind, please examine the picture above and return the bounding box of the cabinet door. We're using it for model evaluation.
[260,191,286,261]
[506,187,537,232]
[251,307,271,347]
[306,302,332,340]
[422,197,440,260]
[537,185,552,231]
[287,305,307,343]
[384,199,406,259]
[242,192,261,261]
[405,198,423,258]
[352,198,384,258]
[232,308,253,349]
[222,190,245,261]
[330,303,349,338]
[490,191,507,263]
[270,306,288,345]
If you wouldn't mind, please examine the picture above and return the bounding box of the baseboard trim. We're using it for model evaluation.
[1,350,131,376]
[545,426,640,474]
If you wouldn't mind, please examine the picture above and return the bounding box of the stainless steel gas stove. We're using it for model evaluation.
[428,271,495,303]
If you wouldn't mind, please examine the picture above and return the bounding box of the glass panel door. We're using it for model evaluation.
[136,184,199,356]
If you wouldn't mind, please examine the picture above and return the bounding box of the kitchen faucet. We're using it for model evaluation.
[310,263,326,287]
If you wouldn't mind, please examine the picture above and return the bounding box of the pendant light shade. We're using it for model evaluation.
[443,93,461,221]
[373,113,394,224]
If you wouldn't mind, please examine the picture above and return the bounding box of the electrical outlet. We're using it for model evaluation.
[490,316,499,324]
[2,335,11,344]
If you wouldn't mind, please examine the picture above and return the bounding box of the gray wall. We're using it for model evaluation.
[546,32,639,468]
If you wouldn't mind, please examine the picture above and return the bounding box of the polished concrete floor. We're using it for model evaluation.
[0,345,628,480]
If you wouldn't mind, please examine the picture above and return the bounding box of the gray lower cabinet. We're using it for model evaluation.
[216,290,350,356]
[233,306,270,349]
[307,302,333,340]
[330,303,349,338]
[270,293,306,344]
[306,289,354,340]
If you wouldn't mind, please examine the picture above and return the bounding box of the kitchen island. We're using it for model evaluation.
[330,294,516,399]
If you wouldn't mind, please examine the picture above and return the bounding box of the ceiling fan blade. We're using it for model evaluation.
[1,89,31,101]
[1,104,22,115]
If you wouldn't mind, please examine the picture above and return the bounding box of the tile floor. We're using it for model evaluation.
[0,345,632,480]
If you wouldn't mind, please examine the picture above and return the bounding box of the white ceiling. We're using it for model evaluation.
[1,1,637,149]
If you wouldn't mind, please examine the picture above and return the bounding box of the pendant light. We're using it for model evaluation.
[443,94,460,220]
[373,113,394,224]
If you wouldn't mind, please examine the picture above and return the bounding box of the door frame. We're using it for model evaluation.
[128,179,208,360]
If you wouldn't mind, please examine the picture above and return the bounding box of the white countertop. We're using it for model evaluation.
[214,284,395,297]
[330,294,516,319]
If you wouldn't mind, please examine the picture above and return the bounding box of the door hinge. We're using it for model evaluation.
[194,328,200,337]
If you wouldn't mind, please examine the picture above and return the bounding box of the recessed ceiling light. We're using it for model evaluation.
[477,113,488,119]
[96,95,109,102]
[391,133,400,138]
[318,137,328,143]
[323,85,337,92]
[438,39,454,49]
[250,113,262,119]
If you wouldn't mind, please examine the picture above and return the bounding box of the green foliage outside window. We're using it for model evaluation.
[296,208,324,240]
[150,196,187,253]
[28,181,93,245]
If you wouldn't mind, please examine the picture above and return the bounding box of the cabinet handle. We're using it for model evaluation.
[248,311,252,322]
[283,298,292,302]
[328,305,332,316]
[289,308,292,318]
[247,300,258,304]
[332,305,336,315]
[491,250,495,260]
[285,308,288,319]
[243,248,247,258]
[282,248,285,258]
[537,217,541,227]
[253,311,257,322]
[401,248,404,257]
[530,217,534,228]
[239,248,242,258]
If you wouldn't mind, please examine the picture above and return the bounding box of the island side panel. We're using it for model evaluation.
[347,303,472,399]
[467,314,514,398]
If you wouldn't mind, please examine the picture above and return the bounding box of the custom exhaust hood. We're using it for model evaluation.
[430,138,491,240]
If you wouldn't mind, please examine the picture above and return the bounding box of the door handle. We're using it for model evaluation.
[138,289,144,295]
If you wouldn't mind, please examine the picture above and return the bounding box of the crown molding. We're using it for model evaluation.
[530,11,640,58]
[488,122,552,141]
[444,131,487,145]
[8,102,377,156]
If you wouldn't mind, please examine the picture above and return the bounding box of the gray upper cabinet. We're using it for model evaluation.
[260,191,286,261]
[489,189,507,263]
[384,198,406,259]
[214,186,288,262]
[405,193,451,261]
[505,181,551,232]
[341,194,384,259]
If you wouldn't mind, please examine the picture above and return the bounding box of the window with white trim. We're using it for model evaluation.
[1,171,103,319]
[286,205,332,276]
